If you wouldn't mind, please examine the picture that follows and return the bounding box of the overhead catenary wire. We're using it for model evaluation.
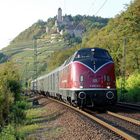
[94,0,108,16]
[74,0,108,33]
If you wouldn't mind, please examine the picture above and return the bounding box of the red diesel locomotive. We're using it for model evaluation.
[31,48,117,107]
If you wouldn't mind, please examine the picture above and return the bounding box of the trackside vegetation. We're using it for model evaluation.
[0,61,28,139]
[117,72,140,102]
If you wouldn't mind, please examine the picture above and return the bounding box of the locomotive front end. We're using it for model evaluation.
[72,48,117,107]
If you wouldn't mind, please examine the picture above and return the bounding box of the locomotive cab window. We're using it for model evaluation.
[74,48,112,61]
[74,50,91,60]
[91,49,111,60]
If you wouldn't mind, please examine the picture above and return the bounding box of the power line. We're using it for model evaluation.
[94,0,108,16]
[87,0,108,29]
[88,0,97,15]
[73,0,108,36]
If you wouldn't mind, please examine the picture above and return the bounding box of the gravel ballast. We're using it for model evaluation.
[26,96,121,140]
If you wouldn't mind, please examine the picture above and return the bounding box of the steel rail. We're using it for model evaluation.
[49,98,136,140]
[107,111,140,126]
[118,102,140,107]
[117,102,140,111]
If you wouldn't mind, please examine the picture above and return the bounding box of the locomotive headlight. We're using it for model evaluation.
[107,86,110,89]
[80,75,84,88]
[80,75,84,82]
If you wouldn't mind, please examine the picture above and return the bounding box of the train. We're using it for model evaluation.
[31,47,117,107]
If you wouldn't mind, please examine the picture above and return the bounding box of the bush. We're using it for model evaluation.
[126,72,140,89]
[126,72,140,102]
[0,83,14,126]
[0,61,26,126]
[16,100,30,110]
[117,72,140,102]
[7,80,21,102]
[0,125,16,140]
[10,101,27,124]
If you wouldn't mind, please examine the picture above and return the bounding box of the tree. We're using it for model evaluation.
[0,61,21,126]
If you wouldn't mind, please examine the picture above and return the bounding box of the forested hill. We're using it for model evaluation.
[11,21,47,45]
[80,0,140,76]
[3,15,109,51]
[0,14,109,83]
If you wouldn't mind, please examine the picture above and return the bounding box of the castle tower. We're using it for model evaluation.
[57,8,62,23]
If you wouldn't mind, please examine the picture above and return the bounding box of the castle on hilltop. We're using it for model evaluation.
[55,8,73,27]
[46,8,85,37]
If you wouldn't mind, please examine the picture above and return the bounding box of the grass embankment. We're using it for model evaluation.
[0,96,64,140]
[17,96,64,139]
[17,106,45,139]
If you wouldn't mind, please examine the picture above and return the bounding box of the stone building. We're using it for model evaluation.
[47,8,85,37]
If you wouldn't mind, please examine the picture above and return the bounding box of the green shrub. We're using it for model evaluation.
[117,72,140,102]
[16,100,30,110]
[126,72,140,102]
[126,72,140,89]
[0,62,26,126]
[7,80,21,102]
[0,124,16,140]
[0,83,14,126]
[10,102,27,124]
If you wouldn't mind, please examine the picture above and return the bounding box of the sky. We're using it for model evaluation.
[0,0,132,50]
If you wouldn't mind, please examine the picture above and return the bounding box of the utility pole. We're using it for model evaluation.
[33,36,38,93]
[25,62,28,95]
[32,37,39,105]
[120,37,127,101]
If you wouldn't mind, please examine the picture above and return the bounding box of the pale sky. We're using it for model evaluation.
[0,0,132,50]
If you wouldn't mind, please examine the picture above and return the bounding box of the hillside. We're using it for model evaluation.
[0,15,109,87]
[3,15,109,52]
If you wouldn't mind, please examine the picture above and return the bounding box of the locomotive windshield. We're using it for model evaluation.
[91,49,111,59]
[74,48,111,60]
[75,50,91,59]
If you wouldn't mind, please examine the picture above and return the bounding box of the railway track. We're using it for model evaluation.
[95,111,140,139]
[48,97,140,140]
[117,102,140,111]
[106,111,140,126]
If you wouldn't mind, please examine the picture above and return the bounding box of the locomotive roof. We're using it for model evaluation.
[62,47,110,66]
[77,47,108,52]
